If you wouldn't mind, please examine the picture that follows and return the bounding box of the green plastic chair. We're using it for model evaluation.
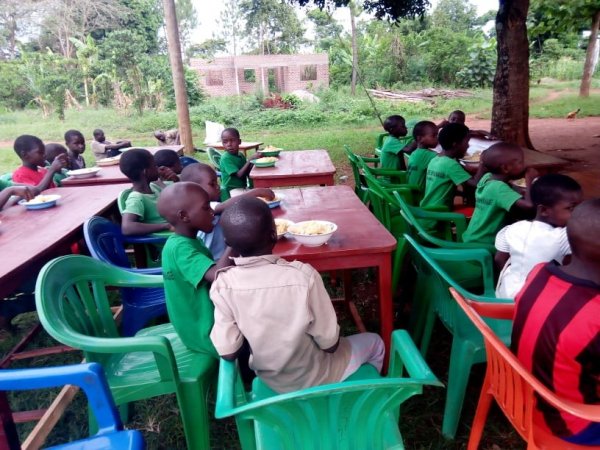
[343,145,380,204]
[405,235,513,439]
[35,255,218,450]
[375,132,389,153]
[207,147,222,171]
[215,329,442,449]
[374,135,415,159]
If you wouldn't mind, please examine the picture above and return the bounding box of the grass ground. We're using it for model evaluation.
[2,80,598,449]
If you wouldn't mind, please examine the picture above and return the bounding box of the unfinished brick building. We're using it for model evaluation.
[189,54,329,97]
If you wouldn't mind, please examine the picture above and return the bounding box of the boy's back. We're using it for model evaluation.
[420,155,470,210]
[162,233,217,355]
[407,148,437,192]
[462,173,521,244]
[210,255,351,393]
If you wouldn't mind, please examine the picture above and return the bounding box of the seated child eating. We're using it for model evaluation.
[218,127,260,200]
[119,148,172,235]
[12,135,66,190]
[406,120,439,192]
[44,143,69,186]
[210,197,385,393]
[0,181,36,210]
[179,162,274,259]
[420,123,484,211]
[462,142,535,245]
[511,199,600,445]
[438,110,496,140]
[64,129,86,170]
[495,174,582,298]
[91,129,131,160]
[158,182,235,354]
[380,115,409,171]
[153,148,183,187]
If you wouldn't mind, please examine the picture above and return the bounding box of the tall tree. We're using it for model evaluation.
[491,0,532,147]
[175,0,198,57]
[530,0,600,98]
[349,2,360,95]
[0,0,35,59]
[307,8,343,51]
[240,0,306,54]
[431,0,477,32]
[218,0,245,55]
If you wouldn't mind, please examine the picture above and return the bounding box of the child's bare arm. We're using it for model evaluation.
[37,154,67,191]
[203,246,236,282]
[511,168,538,212]
[213,188,275,214]
[0,186,36,209]
[463,163,488,188]
[121,213,171,235]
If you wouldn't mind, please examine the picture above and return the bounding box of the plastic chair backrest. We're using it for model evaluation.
[35,255,166,366]
[450,288,600,449]
[0,172,12,183]
[215,329,441,450]
[207,147,222,170]
[84,216,132,268]
[343,145,365,191]
[375,132,389,151]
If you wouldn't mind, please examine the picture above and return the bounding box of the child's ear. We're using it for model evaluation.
[537,204,548,218]
[177,209,189,222]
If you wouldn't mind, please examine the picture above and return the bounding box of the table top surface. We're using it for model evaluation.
[61,164,128,186]
[123,145,185,156]
[272,185,396,261]
[0,183,128,281]
[250,150,336,181]
[466,138,568,169]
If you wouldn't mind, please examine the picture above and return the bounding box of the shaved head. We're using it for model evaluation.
[180,162,215,183]
[567,199,600,259]
[481,142,524,173]
[220,197,276,256]
[157,181,209,225]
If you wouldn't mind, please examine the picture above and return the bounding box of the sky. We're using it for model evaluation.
[189,0,499,46]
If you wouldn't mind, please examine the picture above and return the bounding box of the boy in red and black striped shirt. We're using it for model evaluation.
[511,199,600,444]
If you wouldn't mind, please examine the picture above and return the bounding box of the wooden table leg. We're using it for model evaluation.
[378,256,394,371]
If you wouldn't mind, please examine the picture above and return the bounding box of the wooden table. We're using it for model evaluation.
[251,150,336,188]
[271,185,396,353]
[60,164,128,187]
[0,183,128,299]
[206,141,262,155]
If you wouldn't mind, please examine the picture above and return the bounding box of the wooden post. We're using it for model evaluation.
[162,0,194,154]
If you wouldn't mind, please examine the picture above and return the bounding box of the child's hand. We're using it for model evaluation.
[251,188,275,200]
[525,168,539,187]
[158,166,179,182]
[249,153,261,161]
[50,154,67,172]
[10,186,36,201]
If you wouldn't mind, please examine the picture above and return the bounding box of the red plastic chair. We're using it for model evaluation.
[450,287,600,450]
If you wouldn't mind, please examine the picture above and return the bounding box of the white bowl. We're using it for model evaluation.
[286,220,337,247]
[274,218,294,239]
[66,167,101,179]
[97,156,121,166]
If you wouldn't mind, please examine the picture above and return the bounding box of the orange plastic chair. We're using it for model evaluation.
[450,287,600,450]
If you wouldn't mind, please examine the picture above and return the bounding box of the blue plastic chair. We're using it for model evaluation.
[179,155,199,167]
[83,216,167,336]
[0,363,144,450]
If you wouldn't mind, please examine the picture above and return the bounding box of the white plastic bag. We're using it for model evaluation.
[204,121,225,144]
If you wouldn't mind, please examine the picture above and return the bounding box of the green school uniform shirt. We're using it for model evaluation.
[161,234,218,355]
[462,173,522,245]
[122,184,166,224]
[407,148,437,192]
[220,151,248,195]
[420,155,471,210]
[380,135,404,170]
[0,178,12,190]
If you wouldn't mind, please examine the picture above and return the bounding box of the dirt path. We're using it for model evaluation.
[467,116,600,198]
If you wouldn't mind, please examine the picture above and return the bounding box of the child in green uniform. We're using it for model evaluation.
[462,142,535,245]
[44,143,69,187]
[219,128,259,200]
[406,121,439,193]
[119,148,172,236]
[420,123,484,211]
[0,179,36,210]
[380,115,409,171]
[157,182,235,354]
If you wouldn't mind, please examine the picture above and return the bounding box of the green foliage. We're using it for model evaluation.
[431,0,477,32]
[0,61,31,110]
[456,38,496,88]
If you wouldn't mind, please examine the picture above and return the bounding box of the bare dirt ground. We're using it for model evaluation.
[468,116,600,198]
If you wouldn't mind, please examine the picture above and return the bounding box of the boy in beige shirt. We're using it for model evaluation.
[210,197,384,393]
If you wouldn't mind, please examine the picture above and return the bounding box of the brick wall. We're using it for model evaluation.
[190,54,329,97]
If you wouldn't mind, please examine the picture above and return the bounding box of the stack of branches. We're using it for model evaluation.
[367,88,473,103]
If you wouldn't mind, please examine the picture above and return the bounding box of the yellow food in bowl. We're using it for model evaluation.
[264,145,282,151]
[274,218,292,236]
[288,221,334,236]
[256,157,278,164]
[462,151,482,162]
[259,196,280,204]
[512,178,526,188]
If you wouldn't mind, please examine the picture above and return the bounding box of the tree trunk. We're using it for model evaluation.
[350,6,358,96]
[162,0,194,154]
[580,10,600,98]
[491,0,533,149]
